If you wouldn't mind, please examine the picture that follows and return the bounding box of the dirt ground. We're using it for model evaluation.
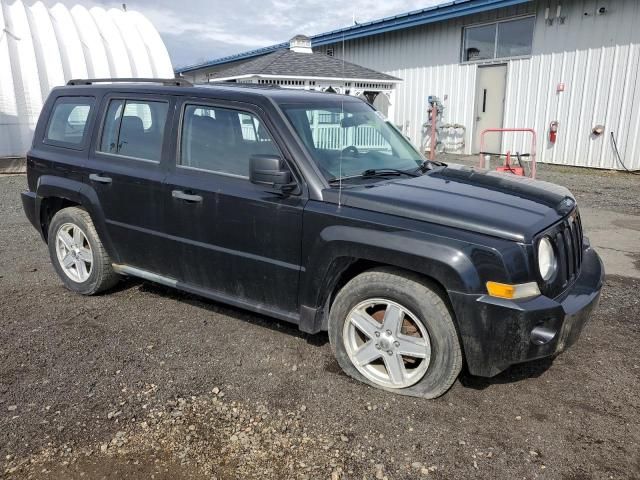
[1,166,639,480]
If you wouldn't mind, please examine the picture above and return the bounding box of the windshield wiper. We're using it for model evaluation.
[328,168,419,184]
[361,168,420,178]
[418,159,447,173]
[328,168,419,185]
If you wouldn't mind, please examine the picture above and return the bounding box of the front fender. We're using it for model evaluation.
[298,224,487,333]
[35,176,118,262]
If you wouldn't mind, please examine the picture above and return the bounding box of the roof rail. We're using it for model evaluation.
[206,82,282,90]
[66,78,193,87]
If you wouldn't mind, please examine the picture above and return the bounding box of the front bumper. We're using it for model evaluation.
[449,247,604,377]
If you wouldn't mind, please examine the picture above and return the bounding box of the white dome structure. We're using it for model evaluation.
[0,1,174,157]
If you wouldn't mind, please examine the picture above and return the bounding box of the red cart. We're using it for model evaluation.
[478,128,537,179]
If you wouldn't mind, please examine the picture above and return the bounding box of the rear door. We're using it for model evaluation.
[86,93,179,277]
[162,98,306,315]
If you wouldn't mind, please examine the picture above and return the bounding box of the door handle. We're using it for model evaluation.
[172,190,203,203]
[89,173,112,184]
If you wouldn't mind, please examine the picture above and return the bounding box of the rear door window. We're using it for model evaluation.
[98,99,169,162]
[45,97,94,148]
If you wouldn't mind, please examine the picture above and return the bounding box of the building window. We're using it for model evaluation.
[463,23,496,61]
[462,16,535,62]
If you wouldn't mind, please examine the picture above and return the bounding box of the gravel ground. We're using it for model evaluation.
[1,172,639,479]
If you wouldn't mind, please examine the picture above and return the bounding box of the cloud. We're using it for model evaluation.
[137,5,281,47]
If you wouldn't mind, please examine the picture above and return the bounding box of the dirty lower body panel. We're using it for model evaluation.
[449,247,604,377]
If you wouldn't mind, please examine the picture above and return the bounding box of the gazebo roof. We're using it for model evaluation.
[208,49,400,82]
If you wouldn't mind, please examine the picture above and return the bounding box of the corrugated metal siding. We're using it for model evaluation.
[503,0,640,169]
[317,0,640,170]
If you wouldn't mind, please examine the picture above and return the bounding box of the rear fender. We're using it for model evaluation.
[35,175,119,262]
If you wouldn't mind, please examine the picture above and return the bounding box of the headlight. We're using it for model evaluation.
[537,237,557,281]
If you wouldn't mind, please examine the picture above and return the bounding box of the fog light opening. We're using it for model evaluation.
[530,326,557,345]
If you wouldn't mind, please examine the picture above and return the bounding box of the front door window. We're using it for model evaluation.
[178,104,279,177]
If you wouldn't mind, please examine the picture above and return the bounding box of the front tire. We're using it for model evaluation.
[48,207,119,295]
[328,268,462,399]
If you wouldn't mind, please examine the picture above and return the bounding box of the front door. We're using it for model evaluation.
[162,99,305,315]
[473,64,507,153]
[87,93,179,277]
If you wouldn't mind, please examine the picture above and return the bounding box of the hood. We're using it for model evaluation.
[325,164,576,242]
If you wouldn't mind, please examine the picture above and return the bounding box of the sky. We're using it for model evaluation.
[50,0,441,68]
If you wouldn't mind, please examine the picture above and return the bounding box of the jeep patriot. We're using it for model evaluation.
[21,79,604,398]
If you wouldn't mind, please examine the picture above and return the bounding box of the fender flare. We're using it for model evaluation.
[35,175,119,262]
[298,226,483,333]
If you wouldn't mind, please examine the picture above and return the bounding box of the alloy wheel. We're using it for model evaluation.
[342,298,431,389]
[55,223,93,283]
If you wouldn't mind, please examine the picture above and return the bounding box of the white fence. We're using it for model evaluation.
[241,125,257,141]
[312,125,388,150]
[241,124,389,150]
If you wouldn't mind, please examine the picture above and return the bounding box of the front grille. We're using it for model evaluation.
[541,209,584,296]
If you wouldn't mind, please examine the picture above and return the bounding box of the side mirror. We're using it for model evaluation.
[250,155,294,189]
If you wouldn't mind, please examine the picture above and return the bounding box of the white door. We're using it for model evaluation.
[473,64,507,153]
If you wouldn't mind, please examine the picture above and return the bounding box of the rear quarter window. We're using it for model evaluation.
[44,97,95,149]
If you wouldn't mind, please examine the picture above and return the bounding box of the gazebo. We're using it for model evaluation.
[205,35,401,119]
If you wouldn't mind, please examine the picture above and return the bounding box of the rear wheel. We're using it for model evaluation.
[48,207,119,295]
[328,268,462,398]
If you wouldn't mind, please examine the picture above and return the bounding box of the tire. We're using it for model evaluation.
[47,206,119,295]
[328,267,462,399]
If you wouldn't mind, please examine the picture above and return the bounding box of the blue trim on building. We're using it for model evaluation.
[175,0,531,74]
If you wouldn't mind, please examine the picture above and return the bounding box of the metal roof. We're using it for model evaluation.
[207,49,400,82]
[175,0,531,74]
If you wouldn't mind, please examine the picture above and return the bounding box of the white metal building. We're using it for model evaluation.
[0,1,174,158]
[177,0,640,171]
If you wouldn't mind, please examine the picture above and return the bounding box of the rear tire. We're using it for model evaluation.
[48,206,119,295]
[328,268,462,399]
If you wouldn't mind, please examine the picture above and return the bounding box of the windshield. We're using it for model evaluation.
[281,100,423,182]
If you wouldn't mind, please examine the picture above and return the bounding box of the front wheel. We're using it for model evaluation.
[328,268,462,398]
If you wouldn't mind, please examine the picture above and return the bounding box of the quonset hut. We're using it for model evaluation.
[0,1,174,158]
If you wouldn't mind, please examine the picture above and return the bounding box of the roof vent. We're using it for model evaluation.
[289,35,312,54]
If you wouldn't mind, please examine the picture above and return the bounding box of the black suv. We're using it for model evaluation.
[21,79,604,398]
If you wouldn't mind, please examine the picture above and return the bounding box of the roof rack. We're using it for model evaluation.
[66,78,193,87]
[204,82,282,90]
